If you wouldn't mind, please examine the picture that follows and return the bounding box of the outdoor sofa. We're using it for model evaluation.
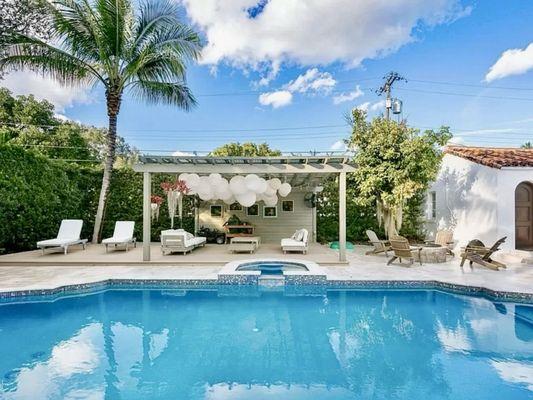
[281,228,309,254]
[161,229,206,255]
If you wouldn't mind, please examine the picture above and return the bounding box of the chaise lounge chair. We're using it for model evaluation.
[425,229,455,256]
[37,219,87,255]
[387,235,422,266]
[365,230,391,256]
[161,229,206,255]
[281,229,309,254]
[460,237,507,271]
[102,221,136,252]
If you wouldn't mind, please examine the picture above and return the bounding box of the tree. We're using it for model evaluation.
[348,109,451,237]
[0,0,201,242]
[521,141,532,149]
[210,142,281,157]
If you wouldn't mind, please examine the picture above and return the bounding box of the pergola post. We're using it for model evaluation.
[142,172,151,261]
[339,172,347,262]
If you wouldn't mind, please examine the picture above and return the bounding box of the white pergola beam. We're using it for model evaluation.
[142,172,151,261]
[338,172,347,262]
[133,163,354,174]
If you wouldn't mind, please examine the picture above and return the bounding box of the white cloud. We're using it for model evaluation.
[183,0,471,74]
[333,85,364,104]
[330,140,347,151]
[172,150,194,156]
[258,90,293,108]
[2,70,93,111]
[353,100,385,112]
[259,68,335,108]
[370,100,386,111]
[448,136,465,145]
[486,42,533,82]
[285,68,336,94]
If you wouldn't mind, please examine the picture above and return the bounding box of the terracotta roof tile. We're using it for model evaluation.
[445,146,533,169]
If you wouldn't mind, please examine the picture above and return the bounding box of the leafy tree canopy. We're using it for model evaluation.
[210,142,281,157]
[0,87,136,164]
[348,109,451,237]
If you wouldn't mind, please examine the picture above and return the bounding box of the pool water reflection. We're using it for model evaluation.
[0,288,532,399]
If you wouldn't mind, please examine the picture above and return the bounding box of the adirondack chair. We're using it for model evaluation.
[460,237,507,271]
[425,229,455,256]
[387,235,423,266]
[365,230,391,256]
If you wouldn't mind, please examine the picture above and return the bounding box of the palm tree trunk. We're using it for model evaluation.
[92,90,121,243]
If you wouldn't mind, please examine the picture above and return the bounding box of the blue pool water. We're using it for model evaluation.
[0,288,532,399]
[236,261,308,274]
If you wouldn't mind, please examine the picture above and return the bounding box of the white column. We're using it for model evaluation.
[142,172,151,261]
[339,172,347,262]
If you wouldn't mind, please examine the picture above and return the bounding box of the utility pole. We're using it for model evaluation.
[376,72,406,120]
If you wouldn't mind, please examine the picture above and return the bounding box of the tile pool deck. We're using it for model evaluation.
[0,244,531,298]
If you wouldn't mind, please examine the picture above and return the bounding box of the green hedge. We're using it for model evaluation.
[0,146,85,252]
[0,146,195,253]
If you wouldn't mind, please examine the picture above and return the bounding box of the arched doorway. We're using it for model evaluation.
[515,182,533,250]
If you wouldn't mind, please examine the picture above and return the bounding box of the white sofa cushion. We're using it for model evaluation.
[281,238,306,248]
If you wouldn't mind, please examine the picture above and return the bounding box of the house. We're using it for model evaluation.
[425,146,533,257]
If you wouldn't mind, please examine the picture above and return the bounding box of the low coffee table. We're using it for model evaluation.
[229,237,261,254]
[414,244,448,263]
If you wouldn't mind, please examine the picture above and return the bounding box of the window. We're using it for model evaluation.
[247,204,259,216]
[263,206,277,218]
[428,191,437,220]
[229,203,242,211]
[281,200,294,212]
[210,205,223,217]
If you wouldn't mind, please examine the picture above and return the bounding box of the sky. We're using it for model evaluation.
[3,0,533,155]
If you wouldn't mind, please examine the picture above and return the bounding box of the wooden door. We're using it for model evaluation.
[515,182,533,249]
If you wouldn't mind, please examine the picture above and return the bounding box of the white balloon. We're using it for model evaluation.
[223,196,235,205]
[245,174,260,191]
[230,175,247,195]
[278,182,292,197]
[215,178,229,191]
[186,173,200,188]
[199,190,213,201]
[208,173,222,185]
[236,192,256,207]
[217,187,233,201]
[178,173,189,182]
[263,194,278,206]
[255,177,268,194]
[268,178,282,190]
[264,186,276,196]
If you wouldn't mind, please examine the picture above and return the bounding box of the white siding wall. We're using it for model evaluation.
[198,190,315,243]
[425,154,533,253]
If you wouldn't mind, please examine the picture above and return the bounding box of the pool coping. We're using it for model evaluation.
[1,278,532,304]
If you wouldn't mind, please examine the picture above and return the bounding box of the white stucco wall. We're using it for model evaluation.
[425,154,533,252]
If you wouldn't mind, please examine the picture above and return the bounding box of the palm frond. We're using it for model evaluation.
[133,0,181,51]
[129,80,196,109]
[95,0,133,58]
[0,33,102,85]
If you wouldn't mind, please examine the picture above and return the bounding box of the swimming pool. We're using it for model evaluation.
[0,288,532,399]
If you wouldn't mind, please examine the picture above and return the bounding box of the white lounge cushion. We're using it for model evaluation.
[38,219,83,247]
[37,238,80,247]
[281,238,307,248]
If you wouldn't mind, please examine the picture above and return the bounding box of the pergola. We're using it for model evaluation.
[133,154,356,262]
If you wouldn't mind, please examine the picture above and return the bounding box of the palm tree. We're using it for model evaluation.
[0,0,201,242]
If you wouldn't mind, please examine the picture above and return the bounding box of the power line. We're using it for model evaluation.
[396,87,533,102]
[408,79,533,91]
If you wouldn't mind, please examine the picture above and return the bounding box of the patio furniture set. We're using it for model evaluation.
[366,229,507,270]
[36,219,309,256]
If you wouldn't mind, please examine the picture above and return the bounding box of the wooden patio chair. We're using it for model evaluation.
[387,235,423,266]
[425,229,455,256]
[365,230,391,256]
[460,237,507,271]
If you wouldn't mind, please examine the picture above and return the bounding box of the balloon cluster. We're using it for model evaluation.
[178,173,292,207]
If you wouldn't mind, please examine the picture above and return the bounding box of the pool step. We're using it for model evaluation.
[258,275,285,291]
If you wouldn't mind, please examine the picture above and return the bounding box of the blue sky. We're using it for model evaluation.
[3,0,533,154]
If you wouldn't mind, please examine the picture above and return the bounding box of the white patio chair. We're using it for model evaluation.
[161,229,207,255]
[102,221,136,252]
[37,219,87,255]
